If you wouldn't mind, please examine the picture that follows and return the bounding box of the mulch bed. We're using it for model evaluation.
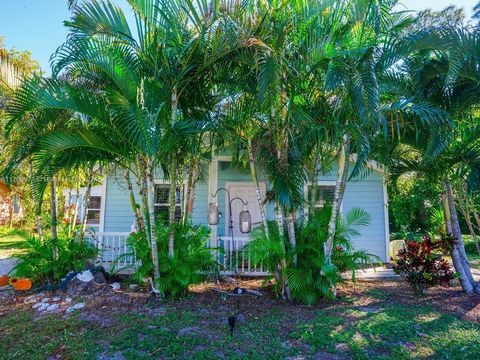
[2,277,480,324]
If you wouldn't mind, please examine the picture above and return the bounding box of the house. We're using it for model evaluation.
[70,154,389,274]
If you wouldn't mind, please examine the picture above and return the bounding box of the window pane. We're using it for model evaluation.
[154,205,182,225]
[154,185,170,204]
[87,209,100,224]
[308,185,335,207]
[88,196,101,210]
[154,184,182,205]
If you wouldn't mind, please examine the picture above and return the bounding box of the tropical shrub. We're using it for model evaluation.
[291,208,379,303]
[244,207,379,304]
[12,236,98,284]
[393,235,455,295]
[123,223,219,298]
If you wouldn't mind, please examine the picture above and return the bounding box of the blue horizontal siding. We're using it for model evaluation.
[102,161,388,262]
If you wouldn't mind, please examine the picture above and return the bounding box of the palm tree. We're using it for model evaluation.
[3,0,229,288]
[381,26,480,294]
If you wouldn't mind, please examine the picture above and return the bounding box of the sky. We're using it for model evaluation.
[0,0,477,73]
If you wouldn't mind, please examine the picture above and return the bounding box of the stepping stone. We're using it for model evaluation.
[46,304,59,312]
[38,303,50,311]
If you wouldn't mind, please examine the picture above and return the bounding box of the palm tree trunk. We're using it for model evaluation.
[168,86,179,258]
[29,162,43,241]
[445,181,479,294]
[183,160,197,225]
[325,140,350,263]
[71,174,80,237]
[247,138,269,238]
[136,161,150,240]
[50,177,58,261]
[308,150,321,219]
[80,168,94,241]
[125,170,142,233]
[145,158,161,284]
[286,211,297,267]
[168,158,177,258]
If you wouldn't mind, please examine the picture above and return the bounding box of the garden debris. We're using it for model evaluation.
[110,282,121,291]
[94,271,107,284]
[232,287,246,294]
[76,270,94,282]
[221,276,236,283]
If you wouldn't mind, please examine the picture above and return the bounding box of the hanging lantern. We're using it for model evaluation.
[239,207,252,233]
[208,202,219,225]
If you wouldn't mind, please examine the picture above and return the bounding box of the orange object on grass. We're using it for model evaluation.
[0,274,10,287]
[10,278,32,291]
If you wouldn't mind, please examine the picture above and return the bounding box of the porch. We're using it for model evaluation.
[87,232,268,276]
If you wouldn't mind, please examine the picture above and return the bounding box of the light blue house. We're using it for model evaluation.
[73,154,389,274]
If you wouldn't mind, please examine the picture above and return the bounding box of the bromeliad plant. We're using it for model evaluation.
[244,207,379,304]
[394,235,455,295]
[120,222,219,298]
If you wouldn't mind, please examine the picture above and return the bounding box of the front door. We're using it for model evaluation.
[226,182,265,238]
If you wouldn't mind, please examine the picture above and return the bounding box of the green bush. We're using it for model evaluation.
[244,207,379,304]
[292,208,380,303]
[12,237,98,284]
[121,223,219,298]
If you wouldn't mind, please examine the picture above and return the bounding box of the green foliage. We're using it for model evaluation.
[123,223,219,298]
[394,236,455,295]
[245,207,379,304]
[12,236,98,284]
[292,207,379,303]
[388,174,441,233]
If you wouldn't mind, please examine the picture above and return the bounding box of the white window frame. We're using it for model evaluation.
[153,180,184,223]
[304,181,343,216]
[86,195,102,226]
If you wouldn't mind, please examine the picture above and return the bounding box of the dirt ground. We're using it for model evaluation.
[1,278,480,359]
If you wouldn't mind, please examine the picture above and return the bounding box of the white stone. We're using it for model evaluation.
[66,302,85,314]
[24,295,40,304]
[41,297,50,303]
[32,302,44,309]
[52,296,61,302]
[46,304,59,312]
[73,302,85,309]
[76,270,94,282]
[65,297,72,303]
[110,282,121,291]
[38,303,50,311]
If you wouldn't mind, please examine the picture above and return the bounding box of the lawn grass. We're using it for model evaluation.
[0,227,29,258]
[1,282,480,359]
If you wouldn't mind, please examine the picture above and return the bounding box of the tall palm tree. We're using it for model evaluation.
[4,0,229,288]
[381,26,480,294]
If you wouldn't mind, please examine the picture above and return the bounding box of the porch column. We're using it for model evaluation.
[208,150,218,248]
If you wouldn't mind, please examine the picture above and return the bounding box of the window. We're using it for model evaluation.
[86,196,102,225]
[154,184,182,224]
[307,185,335,208]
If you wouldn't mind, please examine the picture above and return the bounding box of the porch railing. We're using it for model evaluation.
[88,232,267,276]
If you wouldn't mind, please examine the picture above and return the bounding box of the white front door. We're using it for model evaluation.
[226,182,265,238]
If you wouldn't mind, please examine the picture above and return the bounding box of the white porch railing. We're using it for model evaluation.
[217,237,268,276]
[88,232,268,276]
[87,232,135,270]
